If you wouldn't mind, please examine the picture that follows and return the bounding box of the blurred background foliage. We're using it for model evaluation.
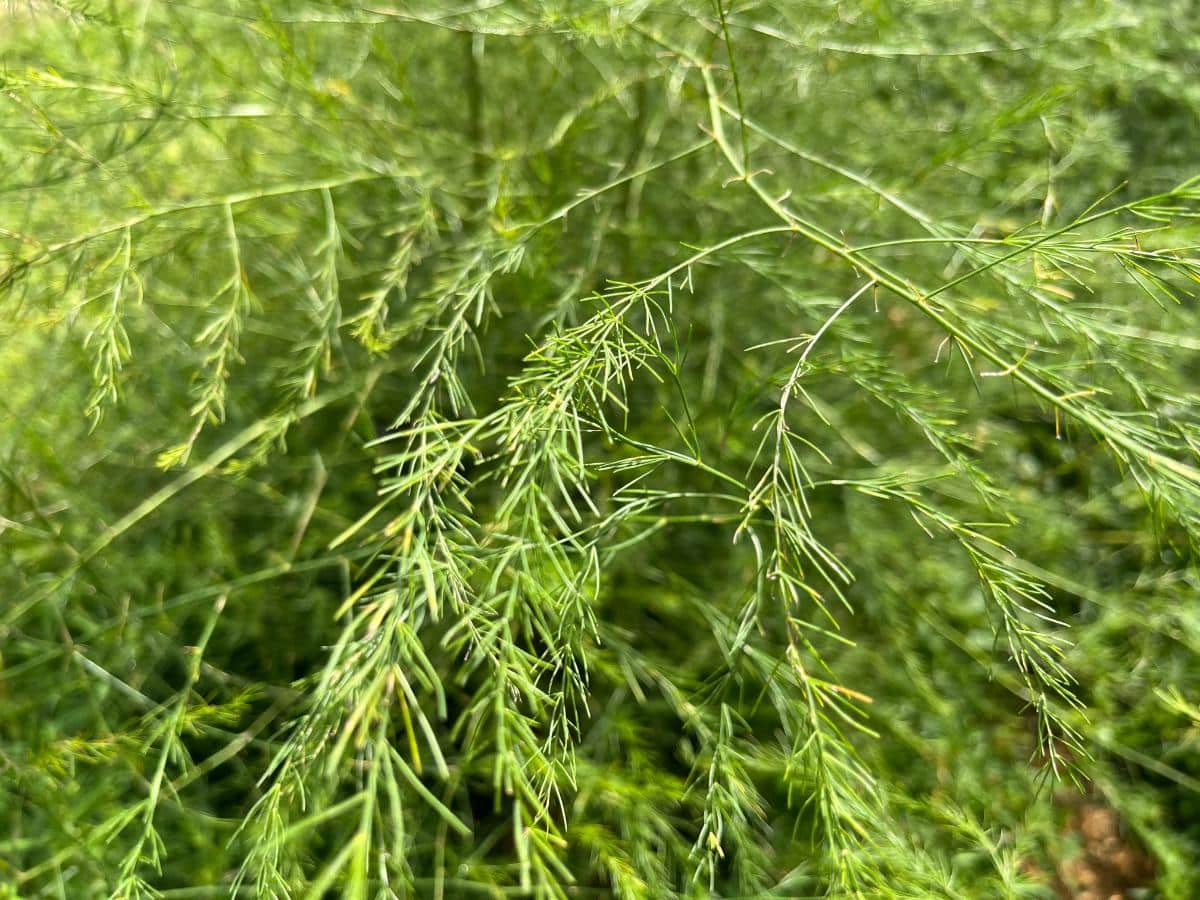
[2,1,1200,897]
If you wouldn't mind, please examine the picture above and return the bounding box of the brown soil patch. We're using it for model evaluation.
[1055,801,1155,900]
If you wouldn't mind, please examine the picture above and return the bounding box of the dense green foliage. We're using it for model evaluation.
[3,2,1200,896]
